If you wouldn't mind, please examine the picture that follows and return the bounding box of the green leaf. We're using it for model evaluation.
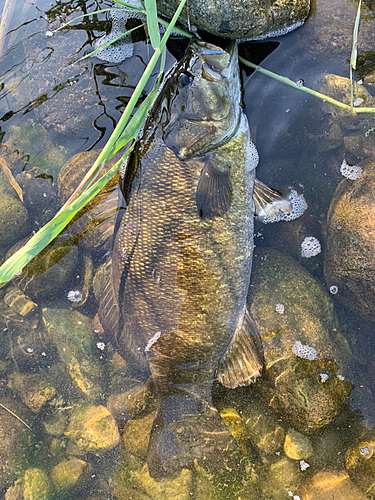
[145,0,160,49]
[351,0,362,70]
[0,0,188,284]
[0,152,131,283]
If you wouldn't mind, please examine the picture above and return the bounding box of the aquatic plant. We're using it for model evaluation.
[0,0,373,283]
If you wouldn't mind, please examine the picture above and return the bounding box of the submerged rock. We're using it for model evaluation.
[324,159,375,322]
[284,428,313,460]
[248,248,353,434]
[345,439,375,496]
[0,396,31,491]
[300,471,367,500]
[22,468,52,500]
[239,390,285,460]
[0,189,30,251]
[8,372,56,413]
[259,457,303,500]
[156,0,310,40]
[65,404,120,453]
[50,458,91,495]
[42,308,103,402]
[10,236,78,301]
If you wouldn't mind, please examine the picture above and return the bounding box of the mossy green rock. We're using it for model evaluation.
[22,468,51,500]
[248,248,353,434]
[139,464,192,500]
[65,404,120,453]
[156,0,309,40]
[42,308,102,402]
[50,458,91,494]
[0,191,29,251]
[324,159,375,322]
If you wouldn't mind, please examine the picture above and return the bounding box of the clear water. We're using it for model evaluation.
[0,0,375,498]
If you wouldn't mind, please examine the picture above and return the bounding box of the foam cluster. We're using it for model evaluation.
[94,0,145,63]
[301,236,321,258]
[261,189,307,224]
[291,341,317,361]
[340,159,362,180]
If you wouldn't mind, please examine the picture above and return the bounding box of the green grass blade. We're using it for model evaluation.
[145,0,160,49]
[239,56,375,113]
[351,0,362,70]
[54,8,143,32]
[0,0,188,283]
[0,152,131,283]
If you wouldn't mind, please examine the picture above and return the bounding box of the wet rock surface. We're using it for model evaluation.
[65,404,120,453]
[156,0,310,40]
[324,158,375,322]
[42,308,103,402]
[300,471,368,500]
[248,247,353,434]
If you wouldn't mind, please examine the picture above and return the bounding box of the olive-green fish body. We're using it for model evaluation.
[99,39,262,478]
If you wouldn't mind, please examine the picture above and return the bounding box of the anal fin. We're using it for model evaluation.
[217,308,263,389]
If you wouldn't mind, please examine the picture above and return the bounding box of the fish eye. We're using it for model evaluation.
[178,72,192,87]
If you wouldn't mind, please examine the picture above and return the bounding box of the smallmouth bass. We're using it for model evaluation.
[99,39,263,478]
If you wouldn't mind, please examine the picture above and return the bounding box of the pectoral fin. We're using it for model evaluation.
[217,308,263,389]
[196,159,232,219]
[253,178,292,218]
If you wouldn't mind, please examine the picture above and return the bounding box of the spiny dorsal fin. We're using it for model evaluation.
[217,308,263,389]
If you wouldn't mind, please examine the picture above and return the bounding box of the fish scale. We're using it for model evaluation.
[99,39,263,478]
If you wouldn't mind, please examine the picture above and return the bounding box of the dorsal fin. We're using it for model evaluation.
[217,308,263,389]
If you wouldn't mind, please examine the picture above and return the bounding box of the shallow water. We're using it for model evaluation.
[0,0,375,498]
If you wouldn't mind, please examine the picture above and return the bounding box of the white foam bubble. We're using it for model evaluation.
[261,188,307,224]
[340,159,362,180]
[291,340,317,361]
[94,1,144,63]
[301,236,321,258]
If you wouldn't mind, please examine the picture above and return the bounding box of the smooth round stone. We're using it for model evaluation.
[284,428,313,460]
[156,0,310,40]
[324,159,375,322]
[0,191,30,251]
[300,471,368,500]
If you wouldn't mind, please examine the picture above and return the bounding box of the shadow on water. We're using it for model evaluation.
[0,0,374,498]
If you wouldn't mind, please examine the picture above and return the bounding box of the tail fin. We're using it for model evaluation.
[147,393,245,479]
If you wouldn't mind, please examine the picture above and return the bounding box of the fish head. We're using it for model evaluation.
[163,39,241,160]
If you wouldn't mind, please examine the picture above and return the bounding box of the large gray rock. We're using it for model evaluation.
[156,0,310,40]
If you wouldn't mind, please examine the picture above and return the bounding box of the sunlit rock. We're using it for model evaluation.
[50,458,91,495]
[248,248,353,434]
[42,308,103,402]
[22,468,51,500]
[300,471,367,500]
[156,0,310,40]
[65,404,120,453]
[324,158,375,322]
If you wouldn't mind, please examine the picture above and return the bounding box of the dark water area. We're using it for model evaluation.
[0,0,375,498]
